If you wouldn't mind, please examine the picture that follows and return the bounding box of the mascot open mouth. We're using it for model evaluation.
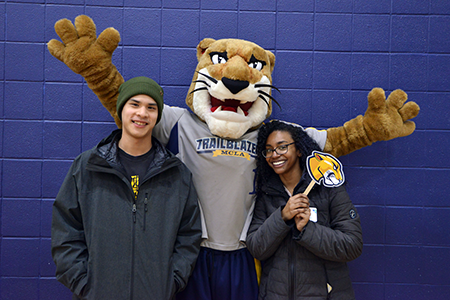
[210,97,253,116]
[192,69,280,122]
[324,171,340,186]
[189,68,281,139]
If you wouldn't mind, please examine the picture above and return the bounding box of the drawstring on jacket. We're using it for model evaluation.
[143,194,149,231]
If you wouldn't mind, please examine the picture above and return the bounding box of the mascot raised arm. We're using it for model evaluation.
[48,15,419,300]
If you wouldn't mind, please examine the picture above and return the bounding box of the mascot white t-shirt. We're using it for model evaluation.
[153,105,327,251]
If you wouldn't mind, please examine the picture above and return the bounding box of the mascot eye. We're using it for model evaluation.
[210,52,228,64]
[248,61,263,71]
[248,55,266,71]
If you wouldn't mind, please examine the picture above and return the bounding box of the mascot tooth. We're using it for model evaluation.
[47,15,420,299]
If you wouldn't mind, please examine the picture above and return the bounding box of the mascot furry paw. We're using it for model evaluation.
[48,15,419,156]
[48,15,419,299]
[48,15,124,127]
[325,87,419,157]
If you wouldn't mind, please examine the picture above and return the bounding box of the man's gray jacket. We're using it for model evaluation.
[52,130,202,300]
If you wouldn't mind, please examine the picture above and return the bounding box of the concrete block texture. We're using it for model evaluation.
[1,1,449,299]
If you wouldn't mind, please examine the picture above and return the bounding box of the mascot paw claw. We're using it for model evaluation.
[48,15,124,127]
[48,15,120,75]
[324,87,420,158]
[364,87,420,142]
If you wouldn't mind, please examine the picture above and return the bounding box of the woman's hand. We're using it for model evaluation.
[281,194,310,222]
[294,207,310,232]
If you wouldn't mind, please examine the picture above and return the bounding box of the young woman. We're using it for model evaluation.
[246,120,363,300]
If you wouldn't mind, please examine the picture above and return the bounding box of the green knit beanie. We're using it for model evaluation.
[117,76,164,124]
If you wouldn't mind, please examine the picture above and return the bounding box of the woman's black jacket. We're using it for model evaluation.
[247,173,363,300]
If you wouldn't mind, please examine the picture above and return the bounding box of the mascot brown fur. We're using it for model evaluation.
[48,14,420,298]
[48,15,419,158]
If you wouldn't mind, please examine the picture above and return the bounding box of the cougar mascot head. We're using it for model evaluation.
[187,38,276,139]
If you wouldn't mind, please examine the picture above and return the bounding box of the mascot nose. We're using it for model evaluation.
[222,77,249,94]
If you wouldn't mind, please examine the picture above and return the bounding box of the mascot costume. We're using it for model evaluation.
[48,15,419,300]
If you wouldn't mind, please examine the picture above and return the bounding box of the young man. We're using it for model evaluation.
[51,77,202,300]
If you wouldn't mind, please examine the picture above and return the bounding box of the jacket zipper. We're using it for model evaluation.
[132,201,137,223]
[130,197,137,299]
[143,194,148,231]
[288,237,296,300]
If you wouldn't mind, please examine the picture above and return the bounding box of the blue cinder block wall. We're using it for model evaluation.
[1,1,449,299]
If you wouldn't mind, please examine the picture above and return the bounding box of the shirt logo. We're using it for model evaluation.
[131,175,139,200]
[196,137,256,160]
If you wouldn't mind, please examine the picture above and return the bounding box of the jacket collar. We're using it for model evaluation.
[261,170,312,196]
[88,129,178,174]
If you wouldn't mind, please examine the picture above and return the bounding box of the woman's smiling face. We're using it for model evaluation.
[265,130,302,177]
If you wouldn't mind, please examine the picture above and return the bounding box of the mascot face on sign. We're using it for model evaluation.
[307,151,345,187]
[186,38,277,139]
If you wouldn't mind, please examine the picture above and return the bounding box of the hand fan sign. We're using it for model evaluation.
[303,151,345,195]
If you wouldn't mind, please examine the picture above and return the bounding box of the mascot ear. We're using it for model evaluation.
[265,50,275,74]
[197,38,216,61]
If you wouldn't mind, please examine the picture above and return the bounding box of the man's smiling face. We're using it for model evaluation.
[121,94,159,142]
